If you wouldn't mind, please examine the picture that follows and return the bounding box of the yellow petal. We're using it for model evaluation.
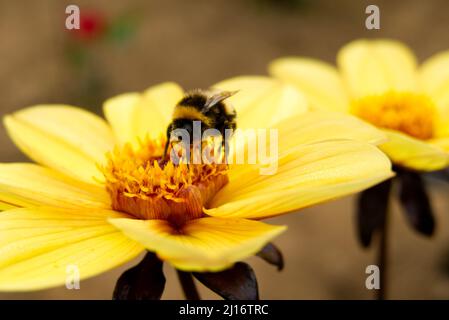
[103,92,141,145]
[0,207,143,291]
[4,106,114,184]
[0,201,17,211]
[275,110,386,151]
[213,76,309,128]
[433,112,449,139]
[227,110,387,181]
[419,50,449,138]
[420,50,449,99]
[206,140,393,219]
[269,57,350,112]
[337,39,417,98]
[104,83,184,145]
[0,163,110,209]
[380,129,449,171]
[430,137,449,153]
[134,82,184,139]
[109,217,285,272]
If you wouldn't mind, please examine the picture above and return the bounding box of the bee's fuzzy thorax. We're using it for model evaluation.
[177,90,209,109]
[172,106,213,126]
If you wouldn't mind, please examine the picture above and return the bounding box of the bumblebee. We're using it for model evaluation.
[164,89,237,160]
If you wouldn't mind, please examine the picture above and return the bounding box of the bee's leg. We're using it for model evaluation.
[220,129,230,166]
[163,140,170,160]
[224,140,230,166]
[186,144,196,169]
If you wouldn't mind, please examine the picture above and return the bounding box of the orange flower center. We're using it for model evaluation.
[352,91,436,140]
[100,138,228,228]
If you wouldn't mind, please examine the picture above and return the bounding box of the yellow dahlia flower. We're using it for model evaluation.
[0,76,392,291]
[270,39,449,171]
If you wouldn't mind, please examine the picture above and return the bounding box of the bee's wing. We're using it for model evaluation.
[202,90,238,112]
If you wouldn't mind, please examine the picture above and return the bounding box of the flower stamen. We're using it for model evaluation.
[100,137,228,228]
[352,91,436,140]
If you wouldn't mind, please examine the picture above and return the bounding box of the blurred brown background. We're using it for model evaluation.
[1,0,449,299]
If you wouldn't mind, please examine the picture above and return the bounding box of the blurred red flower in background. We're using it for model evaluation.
[70,9,107,42]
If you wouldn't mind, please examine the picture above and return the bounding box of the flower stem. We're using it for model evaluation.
[177,270,201,300]
[377,208,389,300]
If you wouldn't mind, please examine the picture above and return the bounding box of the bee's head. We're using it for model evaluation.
[167,119,198,144]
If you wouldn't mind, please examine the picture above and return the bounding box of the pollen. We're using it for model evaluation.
[100,137,228,228]
[352,91,436,140]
